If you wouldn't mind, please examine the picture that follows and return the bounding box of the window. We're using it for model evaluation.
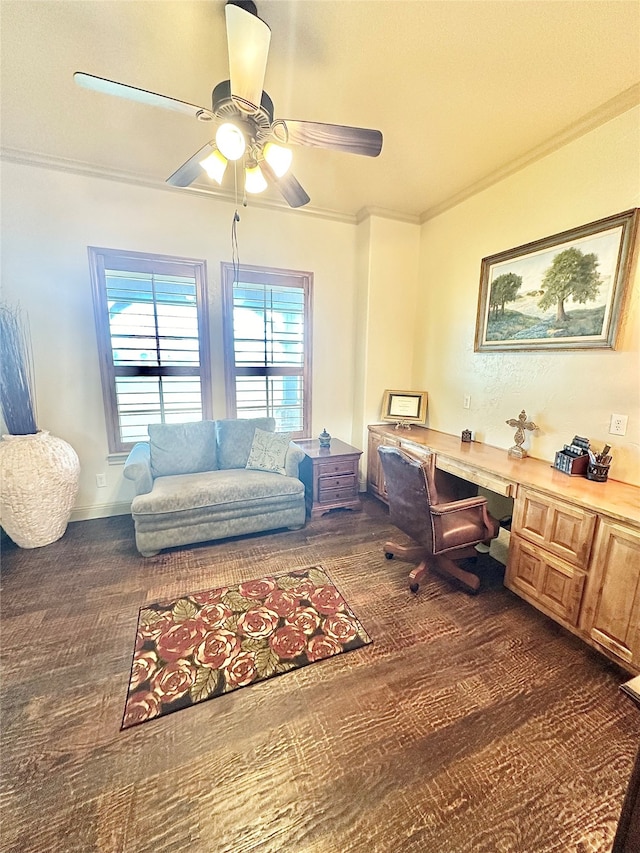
[221,263,312,437]
[89,247,212,453]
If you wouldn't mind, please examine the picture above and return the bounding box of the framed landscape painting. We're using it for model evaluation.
[474,209,638,352]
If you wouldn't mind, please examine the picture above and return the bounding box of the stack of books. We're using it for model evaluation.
[553,435,590,476]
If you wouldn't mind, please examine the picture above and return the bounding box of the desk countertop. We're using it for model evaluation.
[369,424,640,527]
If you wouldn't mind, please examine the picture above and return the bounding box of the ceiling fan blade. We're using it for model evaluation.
[272,120,383,157]
[73,72,214,121]
[261,161,310,208]
[166,142,215,187]
[225,3,271,115]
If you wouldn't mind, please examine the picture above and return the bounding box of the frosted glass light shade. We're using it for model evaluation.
[245,164,268,194]
[215,123,246,160]
[263,142,292,177]
[200,149,227,183]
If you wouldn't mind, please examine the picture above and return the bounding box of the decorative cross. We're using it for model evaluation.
[506,410,538,459]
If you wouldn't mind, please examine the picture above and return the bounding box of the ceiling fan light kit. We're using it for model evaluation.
[263,142,292,178]
[73,0,383,208]
[215,122,246,161]
[244,162,268,194]
[199,149,228,184]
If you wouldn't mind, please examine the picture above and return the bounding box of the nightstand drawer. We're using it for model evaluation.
[318,484,358,504]
[318,474,357,491]
[316,459,358,476]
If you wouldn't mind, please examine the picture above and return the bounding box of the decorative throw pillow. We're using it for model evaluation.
[215,417,275,469]
[245,428,292,476]
[149,421,217,478]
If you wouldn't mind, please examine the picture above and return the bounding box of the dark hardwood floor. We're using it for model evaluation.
[1,496,638,853]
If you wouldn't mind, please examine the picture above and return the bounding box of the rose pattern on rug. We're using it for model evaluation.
[122,566,372,729]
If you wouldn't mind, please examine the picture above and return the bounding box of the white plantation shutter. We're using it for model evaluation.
[222,264,312,437]
[90,248,212,453]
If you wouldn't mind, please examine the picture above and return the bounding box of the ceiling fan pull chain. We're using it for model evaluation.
[231,210,240,285]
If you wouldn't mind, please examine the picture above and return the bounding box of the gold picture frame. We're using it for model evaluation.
[474,208,638,352]
[381,390,428,425]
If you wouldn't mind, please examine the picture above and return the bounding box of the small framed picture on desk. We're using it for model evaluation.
[381,390,428,426]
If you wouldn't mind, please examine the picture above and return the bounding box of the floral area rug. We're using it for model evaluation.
[122,566,372,729]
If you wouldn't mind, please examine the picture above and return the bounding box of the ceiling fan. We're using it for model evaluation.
[74,0,383,209]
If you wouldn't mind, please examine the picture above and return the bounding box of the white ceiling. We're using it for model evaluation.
[2,0,639,220]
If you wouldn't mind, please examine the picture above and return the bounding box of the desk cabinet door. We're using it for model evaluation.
[367,432,398,502]
[580,519,640,668]
[513,488,596,568]
[506,535,586,627]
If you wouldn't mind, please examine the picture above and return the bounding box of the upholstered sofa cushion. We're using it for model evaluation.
[246,428,292,475]
[149,421,217,477]
[131,468,304,516]
[215,417,275,469]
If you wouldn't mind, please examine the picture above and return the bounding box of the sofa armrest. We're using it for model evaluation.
[123,442,154,496]
[285,442,305,479]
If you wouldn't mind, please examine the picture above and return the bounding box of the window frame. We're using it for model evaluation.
[221,262,313,438]
[89,246,212,454]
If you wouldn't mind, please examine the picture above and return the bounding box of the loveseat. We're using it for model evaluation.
[123,418,306,556]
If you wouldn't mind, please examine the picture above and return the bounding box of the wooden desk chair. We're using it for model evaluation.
[378,445,500,593]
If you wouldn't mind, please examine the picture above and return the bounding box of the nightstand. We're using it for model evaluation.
[294,438,363,519]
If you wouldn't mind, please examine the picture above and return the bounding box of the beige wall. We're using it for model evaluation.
[1,104,638,525]
[415,106,640,486]
[0,164,359,518]
[353,214,421,458]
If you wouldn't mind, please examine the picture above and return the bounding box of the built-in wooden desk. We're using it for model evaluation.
[368,424,640,675]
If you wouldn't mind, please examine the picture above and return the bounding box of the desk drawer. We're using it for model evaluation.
[436,455,515,497]
[398,440,431,460]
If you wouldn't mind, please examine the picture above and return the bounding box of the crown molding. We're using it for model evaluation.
[356,207,420,225]
[5,80,636,230]
[0,147,359,225]
[419,84,640,224]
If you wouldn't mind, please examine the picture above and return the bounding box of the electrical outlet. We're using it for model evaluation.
[609,414,628,436]
[96,473,107,488]
[463,395,471,409]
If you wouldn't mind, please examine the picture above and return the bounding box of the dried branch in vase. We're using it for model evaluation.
[0,303,37,435]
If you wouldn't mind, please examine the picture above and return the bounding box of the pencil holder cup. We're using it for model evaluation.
[587,462,610,482]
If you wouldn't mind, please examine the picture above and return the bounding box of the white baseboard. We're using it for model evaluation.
[70,502,131,522]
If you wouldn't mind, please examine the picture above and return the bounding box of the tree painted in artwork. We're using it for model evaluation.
[538,247,601,323]
[489,272,522,317]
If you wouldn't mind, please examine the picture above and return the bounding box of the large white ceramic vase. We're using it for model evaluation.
[0,430,80,548]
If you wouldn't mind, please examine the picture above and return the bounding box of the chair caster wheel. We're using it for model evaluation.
[409,582,419,593]
[385,552,394,560]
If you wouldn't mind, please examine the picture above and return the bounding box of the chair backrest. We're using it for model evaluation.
[378,445,438,553]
